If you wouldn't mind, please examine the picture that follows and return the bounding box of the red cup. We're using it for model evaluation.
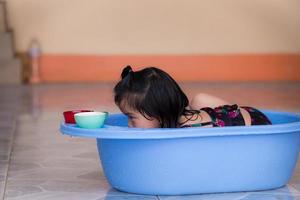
[63,110,93,124]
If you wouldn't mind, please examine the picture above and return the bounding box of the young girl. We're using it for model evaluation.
[114,65,272,128]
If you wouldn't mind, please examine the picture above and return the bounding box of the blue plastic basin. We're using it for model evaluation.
[60,110,300,195]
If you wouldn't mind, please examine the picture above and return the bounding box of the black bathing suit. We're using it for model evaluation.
[180,104,272,128]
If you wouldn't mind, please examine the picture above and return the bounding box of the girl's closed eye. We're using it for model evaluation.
[128,115,136,120]
[125,113,135,119]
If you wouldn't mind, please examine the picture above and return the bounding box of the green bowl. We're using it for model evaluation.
[74,111,108,129]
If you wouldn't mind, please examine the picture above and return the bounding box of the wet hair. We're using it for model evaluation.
[114,65,200,128]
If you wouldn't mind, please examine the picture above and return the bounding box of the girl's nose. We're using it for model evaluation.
[128,121,133,128]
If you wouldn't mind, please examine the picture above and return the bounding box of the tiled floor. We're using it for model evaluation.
[0,82,300,200]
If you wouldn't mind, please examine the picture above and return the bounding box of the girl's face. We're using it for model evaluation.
[120,106,160,128]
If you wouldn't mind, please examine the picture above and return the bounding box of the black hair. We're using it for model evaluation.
[114,65,200,128]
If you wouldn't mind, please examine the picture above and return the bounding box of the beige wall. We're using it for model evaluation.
[7,0,300,54]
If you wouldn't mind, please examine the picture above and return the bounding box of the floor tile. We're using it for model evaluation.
[0,181,5,200]
[240,193,300,200]
[158,192,248,200]
[98,196,158,200]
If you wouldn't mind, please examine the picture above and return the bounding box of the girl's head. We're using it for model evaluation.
[114,65,190,128]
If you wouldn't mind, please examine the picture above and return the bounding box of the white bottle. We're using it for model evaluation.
[28,39,41,83]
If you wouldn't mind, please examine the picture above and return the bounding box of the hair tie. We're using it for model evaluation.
[121,65,133,79]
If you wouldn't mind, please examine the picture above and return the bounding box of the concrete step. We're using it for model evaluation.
[0,58,22,84]
[0,32,13,59]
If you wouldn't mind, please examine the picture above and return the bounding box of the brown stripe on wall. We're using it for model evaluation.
[40,54,300,82]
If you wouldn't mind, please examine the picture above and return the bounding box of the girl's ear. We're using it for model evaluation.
[121,65,133,79]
